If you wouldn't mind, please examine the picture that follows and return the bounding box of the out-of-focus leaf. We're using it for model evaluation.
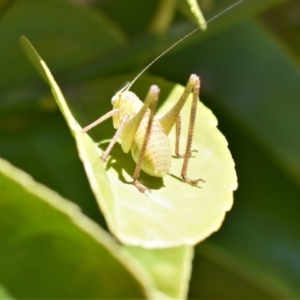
[0,157,156,299]
[185,0,207,29]
[148,0,177,35]
[0,0,125,101]
[0,284,14,299]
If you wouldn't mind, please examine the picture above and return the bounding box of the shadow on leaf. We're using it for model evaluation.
[102,142,165,190]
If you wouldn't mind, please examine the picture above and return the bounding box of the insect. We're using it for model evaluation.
[82,0,243,193]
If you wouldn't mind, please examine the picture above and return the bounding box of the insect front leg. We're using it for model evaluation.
[82,109,119,133]
[102,116,128,162]
[159,74,204,186]
[81,108,128,162]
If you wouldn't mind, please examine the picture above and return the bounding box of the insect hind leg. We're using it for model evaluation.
[179,75,205,186]
[175,114,198,158]
[133,85,160,193]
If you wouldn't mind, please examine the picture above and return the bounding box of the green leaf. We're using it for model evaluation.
[0,156,157,298]
[0,284,14,299]
[127,245,193,299]
[148,0,178,35]
[21,36,237,248]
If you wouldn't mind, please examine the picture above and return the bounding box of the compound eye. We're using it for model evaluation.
[112,81,131,105]
[111,93,118,105]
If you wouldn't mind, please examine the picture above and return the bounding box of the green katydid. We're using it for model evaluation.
[82,0,243,193]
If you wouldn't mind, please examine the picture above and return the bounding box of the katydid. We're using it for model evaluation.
[82,0,243,193]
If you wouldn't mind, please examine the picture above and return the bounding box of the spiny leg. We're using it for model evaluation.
[133,85,160,193]
[82,109,119,133]
[175,114,198,158]
[180,75,204,185]
[81,108,128,162]
[175,114,182,157]
[158,74,204,186]
[102,116,128,162]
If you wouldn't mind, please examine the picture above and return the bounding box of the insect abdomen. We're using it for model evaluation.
[131,118,171,177]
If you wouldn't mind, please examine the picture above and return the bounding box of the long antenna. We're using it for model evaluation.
[126,0,243,90]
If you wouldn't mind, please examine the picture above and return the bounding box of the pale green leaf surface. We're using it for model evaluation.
[21,37,237,249]
[0,156,156,298]
[127,245,193,299]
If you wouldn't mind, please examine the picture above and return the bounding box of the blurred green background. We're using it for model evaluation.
[0,0,300,298]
